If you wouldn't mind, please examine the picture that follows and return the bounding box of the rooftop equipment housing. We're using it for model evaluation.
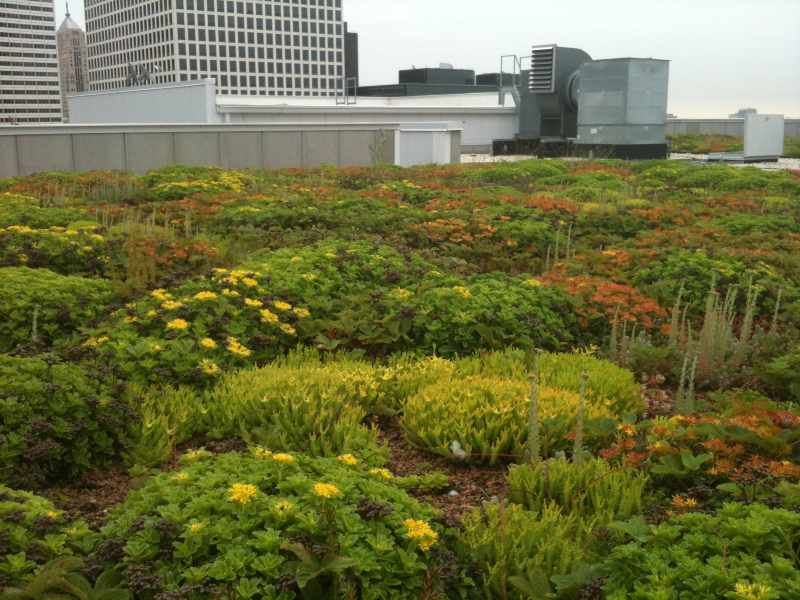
[508,45,671,159]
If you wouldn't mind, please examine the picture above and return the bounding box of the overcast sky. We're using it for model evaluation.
[56,0,800,118]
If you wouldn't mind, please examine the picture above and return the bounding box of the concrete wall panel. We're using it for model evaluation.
[72,133,126,172]
[124,133,175,175]
[0,136,19,177]
[16,135,73,174]
[220,131,263,169]
[174,132,221,166]
[263,131,302,168]
[303,130,340,167]
[340,130,374,167]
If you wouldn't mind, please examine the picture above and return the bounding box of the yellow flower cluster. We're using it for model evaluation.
[293,308,311,318]
[275,502,293,512]
[124,316,138,323]
[228,483,258,504]
[404,519,437,550]
[734,583,772,600]
[274,301,292,311]
[151,289,172,301]
[194,291,218,301]
[82,336,108,347]
[393,288,413,299]
[162,300,184,310]
[522,279,544,287]
[167,318,189,330]
[255,447,272,458]
[222,288,238,296]
[226,336,251,357]
[200,338,217,348]
[188,523,204,533]
[370,468,393,479]
[261,309,279,323]
[313,482,341,498]
[171,473,189,482]
[201,359,219,375]
[280,324,296,335]
[301,274,316,281]
[337,454,358,466]
[453,286,471,298]
[244,298,263,307]
[273,453,294,463]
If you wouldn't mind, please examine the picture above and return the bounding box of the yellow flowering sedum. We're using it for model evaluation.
[226,337,251,357]
[194,291,218,301]
[275,502,293,512]
[453,286,471,298]
[338,454,358,466]
[167,318,189,330]
[200,338,217,349]
[273,453,294,463]
[162,300,184,310]
[201,360,220,375]
[171,473,189,482]
[370,468,393,479]
[313,482,341,498]
[188,523,204,533]
[244,298,263,307]
[404,519,437,550]
[255,447,272,458]
[228,483,258,504]
[260,309,279,323]
[293,308,311,318]
[280,324,296,335]
[274,301,292,311]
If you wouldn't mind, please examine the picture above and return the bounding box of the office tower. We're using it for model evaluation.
[56,4,89,121]
[85,0,346,96]
[0,0,62,123]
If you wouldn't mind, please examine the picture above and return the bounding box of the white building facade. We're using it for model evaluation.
[0,0,62,123]
[85,0,345,97]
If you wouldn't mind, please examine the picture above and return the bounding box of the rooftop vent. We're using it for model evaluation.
[529,45,556,93]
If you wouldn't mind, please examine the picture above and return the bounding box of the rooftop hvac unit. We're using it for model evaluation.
[513,45,671,159]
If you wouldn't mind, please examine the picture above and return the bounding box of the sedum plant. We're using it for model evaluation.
[0,267,115,351]
[0,355,133,488]
[0,486,97,587]
[89,451,472,600]
[401,377,615,465]
[601,503,800,599]
[507,457,648,528]
[452,348,644,416]
[459,502,593,600]
[1,557,130,600]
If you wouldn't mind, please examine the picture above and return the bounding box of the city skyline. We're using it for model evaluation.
[57,0,800,118]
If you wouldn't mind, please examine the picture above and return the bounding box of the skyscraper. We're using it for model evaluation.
[56,4,89,122]
[0,0,62,123]
[84,0,346,97]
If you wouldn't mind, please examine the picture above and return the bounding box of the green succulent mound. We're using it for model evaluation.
[0,355,132,488]
[601,504,800,599]
[0,486,96,586]
[92,451,473,600]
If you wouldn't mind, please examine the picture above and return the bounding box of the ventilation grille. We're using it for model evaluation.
[529,45,556,93]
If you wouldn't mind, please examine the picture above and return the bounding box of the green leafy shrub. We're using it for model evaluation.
[457,160,566,182]
[382,274,576,355]
[507,457,647,527]
[90,451,471,599]
[453,349,644,416]
[769,178,800,197]
[0,486,97,585]
[0,193,89,230]
[759,344,800,401]
[601,503,800,599]
[93,267,313,386]
[0,267,115,351]
[0,356,133,488]
[401,377,614,464]
[459,502,593,600]
[0,225,109,277]
[143,166,250,201]
[674,166,740,188]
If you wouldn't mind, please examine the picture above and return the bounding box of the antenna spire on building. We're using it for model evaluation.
[65,2,70,17]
